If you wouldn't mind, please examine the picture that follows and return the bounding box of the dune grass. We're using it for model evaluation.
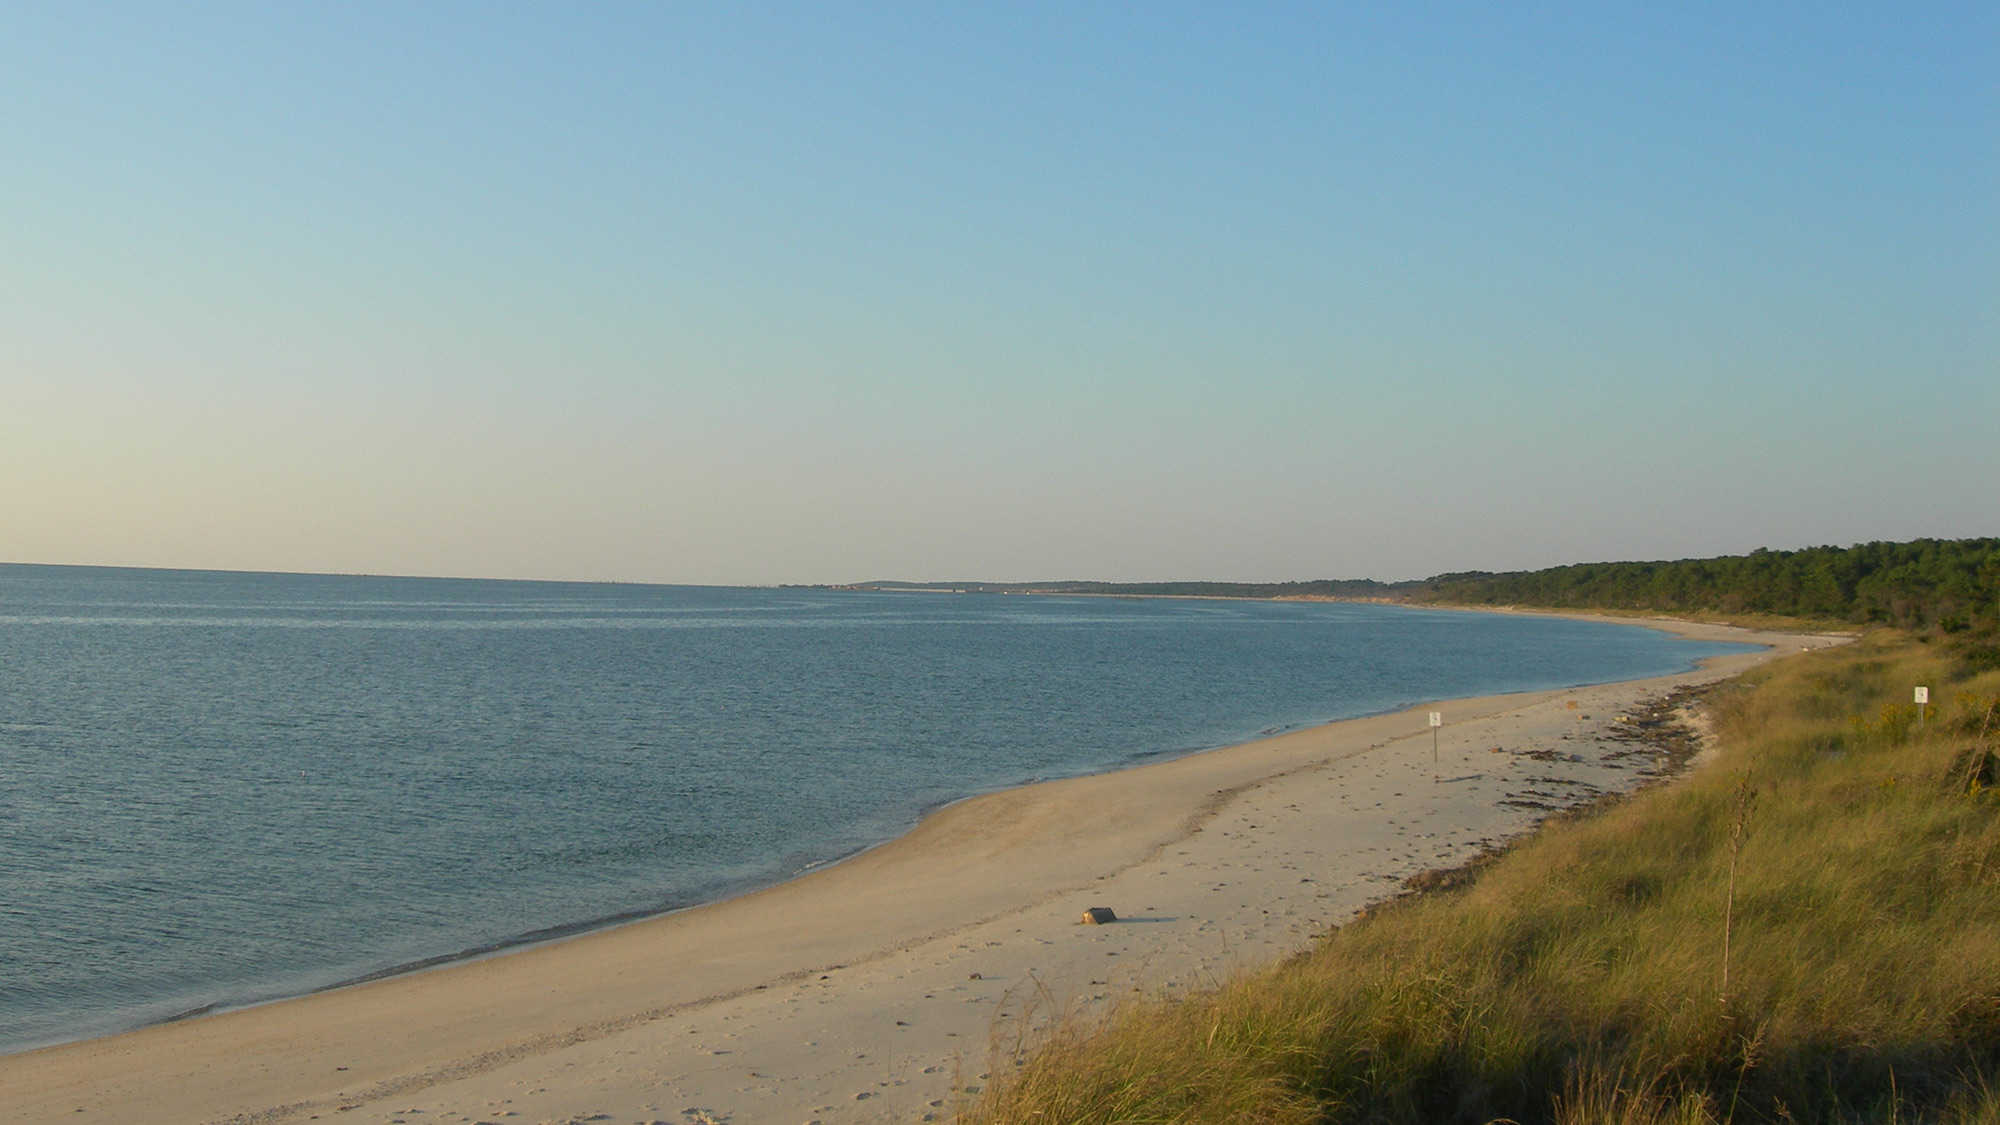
[963,634,2000,1124]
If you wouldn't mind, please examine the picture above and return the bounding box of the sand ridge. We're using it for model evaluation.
[0,618,1842,1125]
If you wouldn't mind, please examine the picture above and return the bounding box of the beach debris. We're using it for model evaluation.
[1080,906,1118,925]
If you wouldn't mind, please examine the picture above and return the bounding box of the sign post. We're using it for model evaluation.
[1916,686,1929,730]
[1429,711,1442,763]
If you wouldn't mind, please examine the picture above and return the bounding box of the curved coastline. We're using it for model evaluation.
[0,615,1834,1125]
[53,605,1749,1052]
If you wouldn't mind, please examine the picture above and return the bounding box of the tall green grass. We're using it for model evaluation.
[965,634,2000,1124]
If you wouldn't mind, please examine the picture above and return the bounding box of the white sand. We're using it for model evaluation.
[0,617,1842,1125]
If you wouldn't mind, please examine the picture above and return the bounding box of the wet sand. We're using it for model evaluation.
[0,617,1842,1125]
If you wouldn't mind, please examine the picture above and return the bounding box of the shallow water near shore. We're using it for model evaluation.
[0,565,1755,1054]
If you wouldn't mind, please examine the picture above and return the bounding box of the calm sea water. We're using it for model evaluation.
[0,565,1755,1053]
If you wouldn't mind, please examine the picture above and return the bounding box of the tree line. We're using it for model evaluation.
[1412,538,2000,634]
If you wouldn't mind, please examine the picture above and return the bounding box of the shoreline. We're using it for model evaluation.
[17,602,1731,1054]
[0,617,1842,1125]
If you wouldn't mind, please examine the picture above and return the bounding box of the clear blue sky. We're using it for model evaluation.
[2,3,1994,583]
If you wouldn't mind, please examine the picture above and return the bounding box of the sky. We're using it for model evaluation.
[1,3,1995,585]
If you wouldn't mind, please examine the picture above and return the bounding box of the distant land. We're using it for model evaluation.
[832,578,1410,600]
[829,536,2000,642]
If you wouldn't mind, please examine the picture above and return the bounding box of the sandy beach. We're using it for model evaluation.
[0,617,1843,1125]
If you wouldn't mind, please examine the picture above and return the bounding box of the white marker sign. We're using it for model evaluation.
[1428,711,1442,727]
[1915,686,1930,704]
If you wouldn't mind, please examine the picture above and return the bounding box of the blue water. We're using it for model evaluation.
[0,564,1756,1053]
